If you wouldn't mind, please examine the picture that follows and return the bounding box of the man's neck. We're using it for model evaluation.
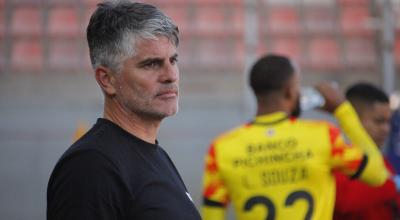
[103,100,160,144]
[256,97,291,116]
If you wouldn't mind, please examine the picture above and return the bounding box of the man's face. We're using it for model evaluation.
[359,102,392,147]
[114,36,179,120]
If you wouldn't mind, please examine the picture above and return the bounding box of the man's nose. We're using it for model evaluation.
[160,63,178,83]
[382,122,390,136]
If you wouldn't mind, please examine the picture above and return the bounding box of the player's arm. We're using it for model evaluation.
[316,82,388,185]
[202,144,229,220]
[333,102,389,185]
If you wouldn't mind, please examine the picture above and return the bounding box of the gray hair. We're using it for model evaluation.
[86,0,179,72]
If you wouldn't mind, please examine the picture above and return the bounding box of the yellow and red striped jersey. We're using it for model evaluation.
[202,102,388,220]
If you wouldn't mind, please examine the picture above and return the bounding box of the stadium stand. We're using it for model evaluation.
[2,0,398,75]
[10,39,43,72]
[11,7,42,37]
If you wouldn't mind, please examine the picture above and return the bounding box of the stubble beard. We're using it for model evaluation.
[123,94,179,121]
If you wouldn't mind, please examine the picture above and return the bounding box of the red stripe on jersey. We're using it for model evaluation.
[204,182,221,198]
[206,161,217,173]
[244,122,252,128]
[208,144,216,158]
[328,124,341,145]
[346,159,363,171]
[206,145,218,173]
[332,146,345,157]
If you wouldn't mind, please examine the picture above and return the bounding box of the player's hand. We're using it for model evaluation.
[315,81,345,113]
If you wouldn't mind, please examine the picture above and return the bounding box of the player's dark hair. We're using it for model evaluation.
[346,82,389,104]
[249,54,295,95]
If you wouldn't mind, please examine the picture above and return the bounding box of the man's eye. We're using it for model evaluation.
[171,57,178,65]
[145,61,161,69]
[374,118,388,125]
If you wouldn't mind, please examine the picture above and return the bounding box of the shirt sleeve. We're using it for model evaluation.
[332,101,389,186]
[47,150,130,220]
[335,161,397,213]
[334,170,397,213]
[202,144,229,220]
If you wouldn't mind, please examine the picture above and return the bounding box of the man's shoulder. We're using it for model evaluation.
[57,141,114,174]
[295,117,338,130]
[212,123,251,143]
[216,119,335,138]
[56,121,122,170]
[62,125,106,158]
[63,118,137,160]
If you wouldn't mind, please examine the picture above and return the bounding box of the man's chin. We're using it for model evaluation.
[158,105,179,119]
[167,107,179,117]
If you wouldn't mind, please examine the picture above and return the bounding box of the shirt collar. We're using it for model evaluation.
[252,112,289,125]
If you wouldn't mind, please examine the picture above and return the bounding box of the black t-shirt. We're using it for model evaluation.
[47,118,202,220]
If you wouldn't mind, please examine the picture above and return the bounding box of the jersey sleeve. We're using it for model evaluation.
[202,144,229,220]
[332,101,389,186]
[329,124,366,176]
[47,150,129,220]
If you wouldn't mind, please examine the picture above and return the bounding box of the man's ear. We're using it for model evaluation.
[95,66,117,96]
[283,76,298,101]
[283,82,294,100]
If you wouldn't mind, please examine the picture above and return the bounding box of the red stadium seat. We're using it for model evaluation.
[231,7,244,33]
[9,0,42,6]
[11,40,43,71]
[270,37,301,64]
[11,7,43,37]
[340,7,373,36]
[48,40,80,71]
[304,7,336,34]
[267,6,300,35]
[48,8,80,38]
[308,37,341,69]
[343,38,376,68]
[194,7,226,36]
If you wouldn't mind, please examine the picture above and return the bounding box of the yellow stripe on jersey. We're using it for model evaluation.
[202,102,388,220]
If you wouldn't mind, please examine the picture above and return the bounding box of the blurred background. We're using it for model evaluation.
[1,0,400,219]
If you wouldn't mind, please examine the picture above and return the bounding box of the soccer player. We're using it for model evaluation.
[201,54,389,220]
[333,83,400,220]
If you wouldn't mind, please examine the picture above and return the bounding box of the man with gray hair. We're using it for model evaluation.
[47,1,201,219]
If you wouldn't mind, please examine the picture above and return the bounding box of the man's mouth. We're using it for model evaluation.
[156,89,178,98]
